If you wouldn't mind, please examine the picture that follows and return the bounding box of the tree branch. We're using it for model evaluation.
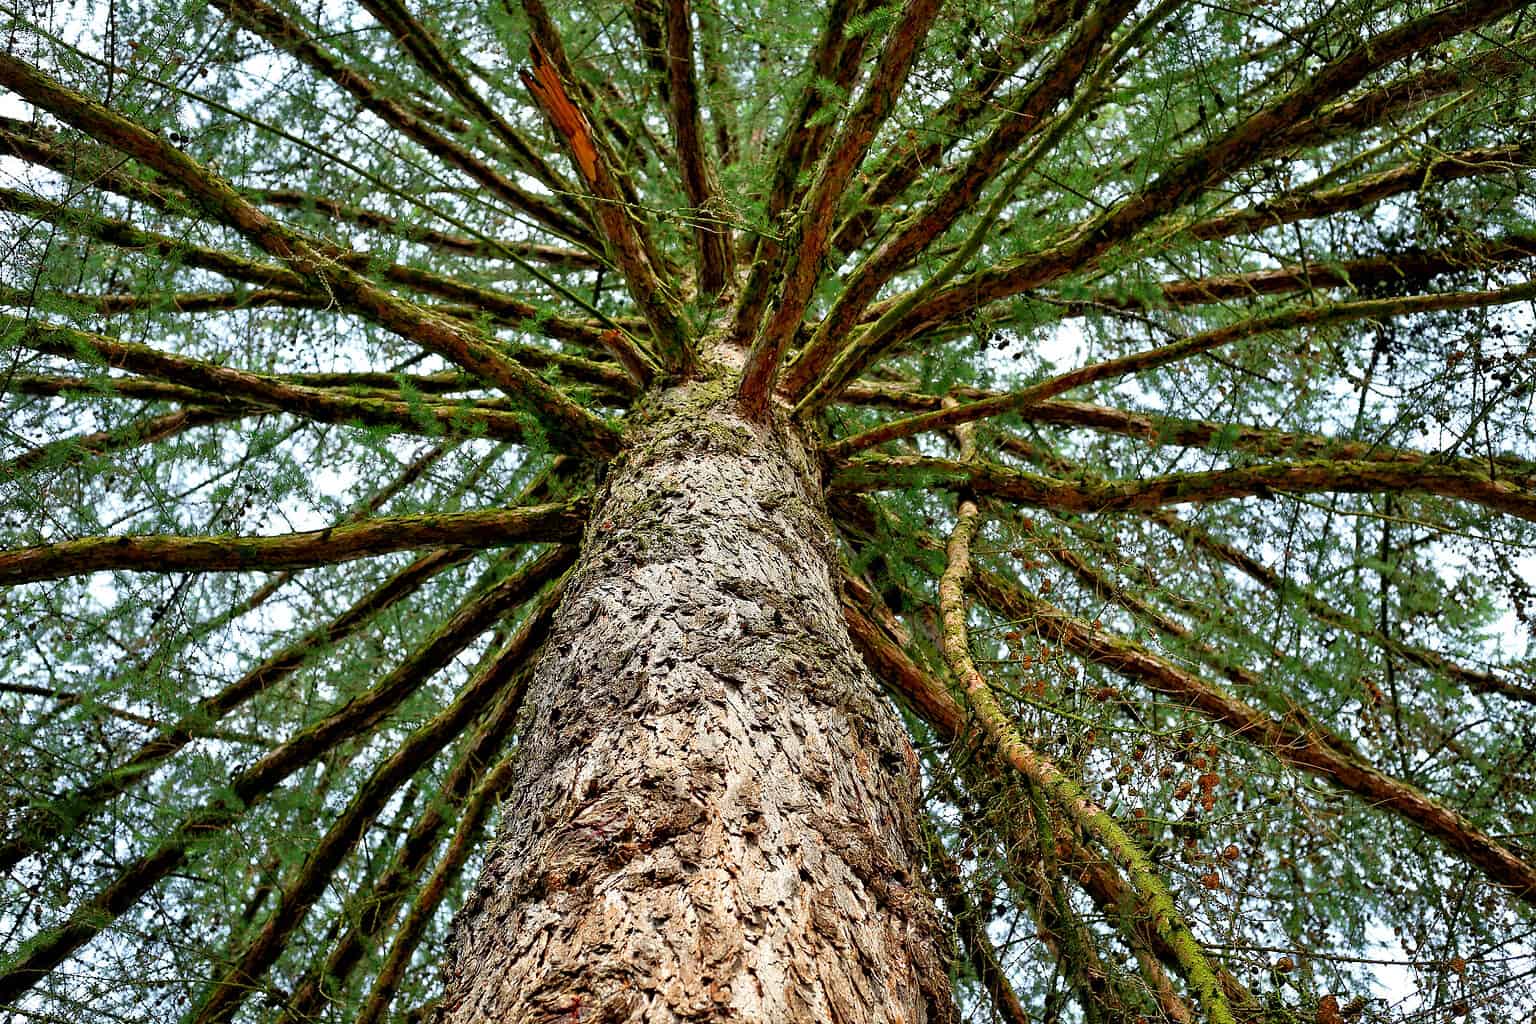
[971,570,1536,904]
[353,743,523,1024]
[1,406,237,478]
[874,0,1525,348]
[724,0,876,353]
[1099,234,1536,312]
[0,502,584,586]
[207,0,598,249]
[357,0,582,204]
[828,0,1101,259]
[5,318,554,445]
[0,186,619,351]
[519,4,690,376]
[830,453,1536,524]
[823,277,1536,454]
[1148,510,1536,706]
[782,0,1142,397]
[274,649,524,1024]
[661,0,733,294]
[1186,143,1534,241]
[0,547,472,874]
[935,472,1236,1024]
[842,573,1262,1021]
[735,0,945,418]
[250,189,601,267]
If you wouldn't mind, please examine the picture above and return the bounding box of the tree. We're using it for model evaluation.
[0,0,1533,1019]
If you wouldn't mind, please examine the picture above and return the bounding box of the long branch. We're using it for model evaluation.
[662,0,732,294]
[830,454,1536,524]
[0,502,584,586]
[356,0,581,205]
[725,0,876,353]
[1018,400,1536,485]
[734,0,945,418]
[0,186,618,351]
[825,0,1094,259]
[1187,143,1534,240]
[6,317,608,444]
[824,277,1536,454]
[936,480,1236,1024]
[1147,510,1536,706]
[866,0,1525,357]
[274,661,522,1024]
[841,580,1262,1020]
[250,189,600,267]
[1,406,237,478]
[519,2,687,376]
[1098,234,1536,312]
[351,744,523,1024]
[207,0,596,249]
[782,0,1141,397]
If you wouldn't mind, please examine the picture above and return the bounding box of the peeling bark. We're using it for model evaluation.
[442,380,954,1023]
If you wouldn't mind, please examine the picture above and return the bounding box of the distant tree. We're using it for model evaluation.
[1,0,1533,1021]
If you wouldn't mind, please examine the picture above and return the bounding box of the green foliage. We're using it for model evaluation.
[0,0,1534,1022]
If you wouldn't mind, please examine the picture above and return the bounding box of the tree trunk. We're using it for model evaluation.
[441,377,954,1023]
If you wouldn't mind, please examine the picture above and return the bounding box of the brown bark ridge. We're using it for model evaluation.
[440,376,954,1023]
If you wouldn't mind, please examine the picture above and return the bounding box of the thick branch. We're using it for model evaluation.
[519,8,688,375]
[874,0,1525,350]
[936,487,1236,1024]
[1187,143,1534,241]
[830,454,1536,524]
[782,0,1141,397]
[825,278,1536,453]
[352,746,522,1024]
[662,0,733,294]
[0,502,584,585]
[1275,38,1534,154]
[725,0,875,354]
[0,548,470,874]
[275,665,522,1023]
[735,0,945,418]
[1031,399,1535,485]
[357,0,580,203]
[207,0,597,248]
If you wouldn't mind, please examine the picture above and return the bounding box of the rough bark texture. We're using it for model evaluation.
[440,377,954,1023]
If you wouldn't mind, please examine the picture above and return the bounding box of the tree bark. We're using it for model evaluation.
[440,378,954,1023]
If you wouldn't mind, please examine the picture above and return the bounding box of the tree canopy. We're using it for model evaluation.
[1,0,1534,1021]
